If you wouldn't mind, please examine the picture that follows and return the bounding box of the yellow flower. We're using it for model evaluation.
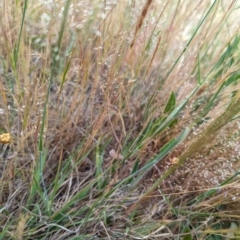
[0,133,11,144]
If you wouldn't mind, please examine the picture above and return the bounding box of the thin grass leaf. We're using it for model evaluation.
[49,151,63,212]
[182,225,193,240]
[127,159,139,184]
[164,92,176,114]
[199,81,226,118]
[31,176,49,212]
[197,53,202,85]
[209,36,240,78]
[52,0,72,77]
[27,149,48,206]
[14,0,28,68]
[96,142,104,190]
[0,221,12,239]
[60,60,71,91]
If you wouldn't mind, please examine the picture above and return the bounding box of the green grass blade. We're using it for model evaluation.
[26,149,48,206]
[14,0,28,68]
[164,92,176,114]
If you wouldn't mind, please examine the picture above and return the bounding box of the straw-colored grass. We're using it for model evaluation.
[1,0,240,239]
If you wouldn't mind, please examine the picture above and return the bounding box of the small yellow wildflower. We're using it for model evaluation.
[0,133,11,144]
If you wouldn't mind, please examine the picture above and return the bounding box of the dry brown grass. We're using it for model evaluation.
[0,0,240,238]
[1,0,234,189]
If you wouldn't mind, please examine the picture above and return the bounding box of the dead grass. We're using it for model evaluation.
[0,0,240,239]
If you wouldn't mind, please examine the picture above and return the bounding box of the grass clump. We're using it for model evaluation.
[1,0,240,239]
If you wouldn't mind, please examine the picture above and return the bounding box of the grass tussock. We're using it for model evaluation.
[1,0,240,239]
